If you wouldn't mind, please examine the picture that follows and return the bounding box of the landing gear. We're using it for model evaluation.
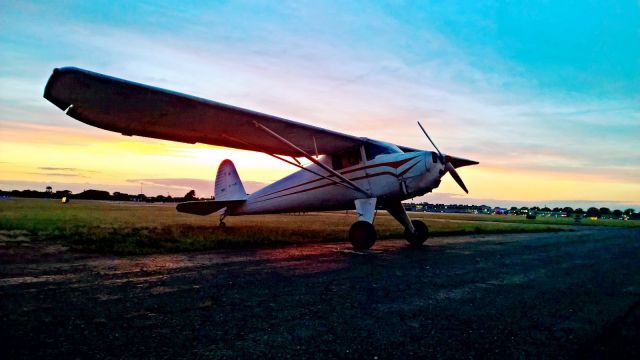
[349,198,378,250]
[349,221,377,250]
[404,220,429,247]
[385,201,429,247]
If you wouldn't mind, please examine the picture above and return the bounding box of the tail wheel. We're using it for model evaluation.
[405,220,429,247]
[349,221,377,250]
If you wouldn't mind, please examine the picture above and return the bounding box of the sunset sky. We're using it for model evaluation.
[1,1,639,209]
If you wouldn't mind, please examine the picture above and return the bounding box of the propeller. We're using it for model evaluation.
[417,121,469,194]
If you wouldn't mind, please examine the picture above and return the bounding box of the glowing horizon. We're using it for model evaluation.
[1,1,639,210]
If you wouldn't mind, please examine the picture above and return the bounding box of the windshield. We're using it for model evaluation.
[364,141,402,161]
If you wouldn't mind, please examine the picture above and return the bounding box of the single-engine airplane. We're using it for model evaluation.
[44,67,478,250]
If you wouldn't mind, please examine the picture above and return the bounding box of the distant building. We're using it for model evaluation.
[534,210,567,218]
[403,202,492,214]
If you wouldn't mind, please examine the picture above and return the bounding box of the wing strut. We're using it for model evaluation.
[253,121,372,197]
[313,136,319,158]
[221,134,359,193]
[269,153,357,192]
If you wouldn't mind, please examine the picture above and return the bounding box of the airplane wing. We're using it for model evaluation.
[44,67,364,157]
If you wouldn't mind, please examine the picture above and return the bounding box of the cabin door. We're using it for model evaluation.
[359,145,373,194]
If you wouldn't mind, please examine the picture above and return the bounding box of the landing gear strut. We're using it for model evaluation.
[219,213,227,228]
[349,198,377,250]
[385,201,429,247]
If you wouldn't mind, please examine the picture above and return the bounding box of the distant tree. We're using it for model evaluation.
[541,207,551,212]
[136,194,147,202]
[112,192,131,201]
[531,206,540,211]
[574,208,584,214]
[563,207,574,214]
[552,207,561,212]
[612,209,623,217]
[45,186,52,194]
[184,189,196,201]
[510,206,518,211]
[586,207,600,217]
[54,190,72,198]
[76,189,111,200]
[21,189,45,198]
[623,208,635,216]
[599,207,611,215]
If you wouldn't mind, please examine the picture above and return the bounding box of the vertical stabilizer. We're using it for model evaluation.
[215,159,248,201]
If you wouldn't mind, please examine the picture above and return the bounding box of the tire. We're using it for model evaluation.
[349,221,377,250]
[405,220,429,247]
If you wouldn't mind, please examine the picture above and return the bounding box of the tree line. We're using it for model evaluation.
[0,188,205,202]
[506,206,636,218]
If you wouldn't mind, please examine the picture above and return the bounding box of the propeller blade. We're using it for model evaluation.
[417,121,443,159]
[417,121,471,194]
[445,162,469,194]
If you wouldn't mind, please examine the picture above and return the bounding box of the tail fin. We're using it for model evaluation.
[215,159,248,201]
[176,160,247,216]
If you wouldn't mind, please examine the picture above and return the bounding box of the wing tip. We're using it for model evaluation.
[43,66,82,110]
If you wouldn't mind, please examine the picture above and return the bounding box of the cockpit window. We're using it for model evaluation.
[332,147,362,170]
[364,141,402,161]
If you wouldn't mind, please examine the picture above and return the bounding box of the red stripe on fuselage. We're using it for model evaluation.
[250,158,421,203]
[253,155,420,200]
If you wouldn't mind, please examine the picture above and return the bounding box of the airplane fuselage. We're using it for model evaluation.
[231,147,445,215]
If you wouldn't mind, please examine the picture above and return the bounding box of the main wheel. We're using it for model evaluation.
[405,220,429,247]
[349,221,377,250]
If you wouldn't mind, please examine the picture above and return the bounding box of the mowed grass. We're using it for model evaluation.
[0,198,607,255]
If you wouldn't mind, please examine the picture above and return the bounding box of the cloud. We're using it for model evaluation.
[38,167,77,171]
[27,172,87,178]
[25,166,101,178]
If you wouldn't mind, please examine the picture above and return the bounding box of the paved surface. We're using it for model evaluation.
[1,228,639,359]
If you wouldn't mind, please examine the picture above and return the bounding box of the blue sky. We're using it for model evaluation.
[1,1,639,208]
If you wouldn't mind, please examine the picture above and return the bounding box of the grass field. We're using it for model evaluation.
[1,198,635,255]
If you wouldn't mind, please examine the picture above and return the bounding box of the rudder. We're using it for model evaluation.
[215,159,247,201]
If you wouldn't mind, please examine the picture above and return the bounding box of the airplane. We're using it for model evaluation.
[43,67,478,250]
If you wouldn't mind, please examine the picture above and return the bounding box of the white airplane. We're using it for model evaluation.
[44,67,478,250]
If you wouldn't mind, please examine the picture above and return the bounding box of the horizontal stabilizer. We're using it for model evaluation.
[176,200,244,216]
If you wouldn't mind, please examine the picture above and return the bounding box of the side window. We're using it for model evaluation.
[364,141,401,161]
[332,148,362,170]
